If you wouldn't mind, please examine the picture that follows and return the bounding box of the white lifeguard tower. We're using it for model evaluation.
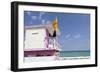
[24,18,61,62]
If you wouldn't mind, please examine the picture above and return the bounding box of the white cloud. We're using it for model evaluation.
[74,34,81,38]
[31,16,37,20]
[66,34,71,38]
[42,20,51,25]
[39,12,46,20]
[65,34,81,40]
[27,11,31,15]
[46,21,51,24]
[42,19,45,24]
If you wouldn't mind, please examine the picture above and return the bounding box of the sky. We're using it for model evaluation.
[24,11,90,51]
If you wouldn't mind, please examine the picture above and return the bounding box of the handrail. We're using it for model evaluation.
[47,37,61,50]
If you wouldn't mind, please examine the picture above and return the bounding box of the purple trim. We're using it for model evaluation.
[24,49,59,57]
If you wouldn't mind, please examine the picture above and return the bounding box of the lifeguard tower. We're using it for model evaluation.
[24,18,61,62]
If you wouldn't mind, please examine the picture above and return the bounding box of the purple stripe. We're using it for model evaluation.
[24,49,59,57]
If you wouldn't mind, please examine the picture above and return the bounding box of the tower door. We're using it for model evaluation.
[25,28,46,49]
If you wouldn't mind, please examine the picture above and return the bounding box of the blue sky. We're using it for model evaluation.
[24,11,90,51]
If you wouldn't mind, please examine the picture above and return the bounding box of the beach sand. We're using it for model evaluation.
[57,56,90,60]
[24,56,90,62]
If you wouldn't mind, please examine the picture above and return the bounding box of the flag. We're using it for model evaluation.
[52,17,58,31]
